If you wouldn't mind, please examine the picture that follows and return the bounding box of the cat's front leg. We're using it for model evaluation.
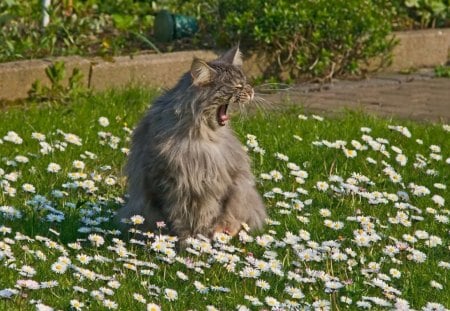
[167,196,222,242]
[214,176,266,237]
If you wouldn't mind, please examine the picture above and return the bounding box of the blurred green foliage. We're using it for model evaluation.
[0,0,157,62]
[392,0,450,28]
[1,0,448,80]
[169,0,398,80]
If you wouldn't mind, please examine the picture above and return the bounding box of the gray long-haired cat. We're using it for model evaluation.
[117,47,266,241]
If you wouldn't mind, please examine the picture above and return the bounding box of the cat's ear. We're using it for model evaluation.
[220,46,243,67]
[191,58,216,86]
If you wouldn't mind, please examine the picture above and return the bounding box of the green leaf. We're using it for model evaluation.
[111,14,136,31]
[405,0,420,8]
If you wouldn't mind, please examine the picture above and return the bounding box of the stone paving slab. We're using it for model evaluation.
[258,72,450,122]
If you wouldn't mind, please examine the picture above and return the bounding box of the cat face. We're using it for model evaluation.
[190,47,254,128]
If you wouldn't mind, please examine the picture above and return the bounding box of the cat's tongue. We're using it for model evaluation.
[218,105,229,126]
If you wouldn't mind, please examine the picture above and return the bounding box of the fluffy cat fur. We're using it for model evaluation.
[116,47,266,241]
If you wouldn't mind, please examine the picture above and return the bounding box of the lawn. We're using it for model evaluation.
[0,88,449,311]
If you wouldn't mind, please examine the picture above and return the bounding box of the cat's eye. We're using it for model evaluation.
[235,84,243,89]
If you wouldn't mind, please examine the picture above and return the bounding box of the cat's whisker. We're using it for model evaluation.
[242,103,249,120]
[251,96,275,116]
[235,101,248,123]
[253,83,292,94]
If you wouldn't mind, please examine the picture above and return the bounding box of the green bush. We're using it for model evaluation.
[391,0,450,29]
[169,0,397,81]
[0,0,156,62]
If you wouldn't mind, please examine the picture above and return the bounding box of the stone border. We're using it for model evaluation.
[0,29,449,101]
[389,29,450,71]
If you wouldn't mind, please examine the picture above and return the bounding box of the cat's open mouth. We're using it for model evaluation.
[217,104,229,126]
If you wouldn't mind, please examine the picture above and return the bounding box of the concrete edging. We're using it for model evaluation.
[0,29,449,101]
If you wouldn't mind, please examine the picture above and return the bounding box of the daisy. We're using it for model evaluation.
[312,114,324,121]
[98,117,110,127]
[431,195,445,207]
[270,170,283,181]
[264,296,280,308]
[0,288,18,299]
[313,299,331,310]
[260,173,272,180]
[130,215,145,225]
[35,303,54,311]
[77,254,93,265]
[3,131,23,144]
[133,293,146,304]
[64,133,82,146]
[318,209,331,218]
[433,183,446,190]
[325,281,344,292]
[19,265,36,277]
[422,302,447,311]
[164,288,178,301]
[22,183,36,193]
[73,160,85,170]
[103,299,118,309]
[88,234,105,247]
[430,153,442,161]
[16,279,40,290]
[255,279,270,291]
[0,226,11,235]
[366,157,377,164]
[194,281,209,294]
[4,172,19,182]
[107,280,121,289]
[429,145,441,153]
[176,271,188,281]
[274,152,289,161]
[351,140,362,150]
[73,286,88,293]
[438,261,450,269]
[70,299,85,310]
[408,249,427,263]
[426,236,442,247]
[389,268,402,278]
[435,214,449,224]
[239,267,261,279]
[430,280,443,290]
[104,177,116,186]
[244,295,263,306]
[145,303,161,311]
[396,154,408,166]
[14,155,29,163]
[341,296,352,305]
[31,132,46,141]
[293,135,303,141]
[285,286,304,299]
[316,181,329,191]
[343,148,357,158]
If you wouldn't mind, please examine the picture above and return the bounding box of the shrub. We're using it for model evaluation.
[0,0,156,62]
[168,0,397,80]
[391,0,450,29]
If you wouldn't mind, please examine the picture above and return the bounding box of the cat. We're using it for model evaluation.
[116,47,266,242]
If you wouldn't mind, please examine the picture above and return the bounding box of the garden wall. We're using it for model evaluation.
[0,29,449,101]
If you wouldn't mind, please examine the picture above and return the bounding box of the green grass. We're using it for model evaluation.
[0,88,449,310]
